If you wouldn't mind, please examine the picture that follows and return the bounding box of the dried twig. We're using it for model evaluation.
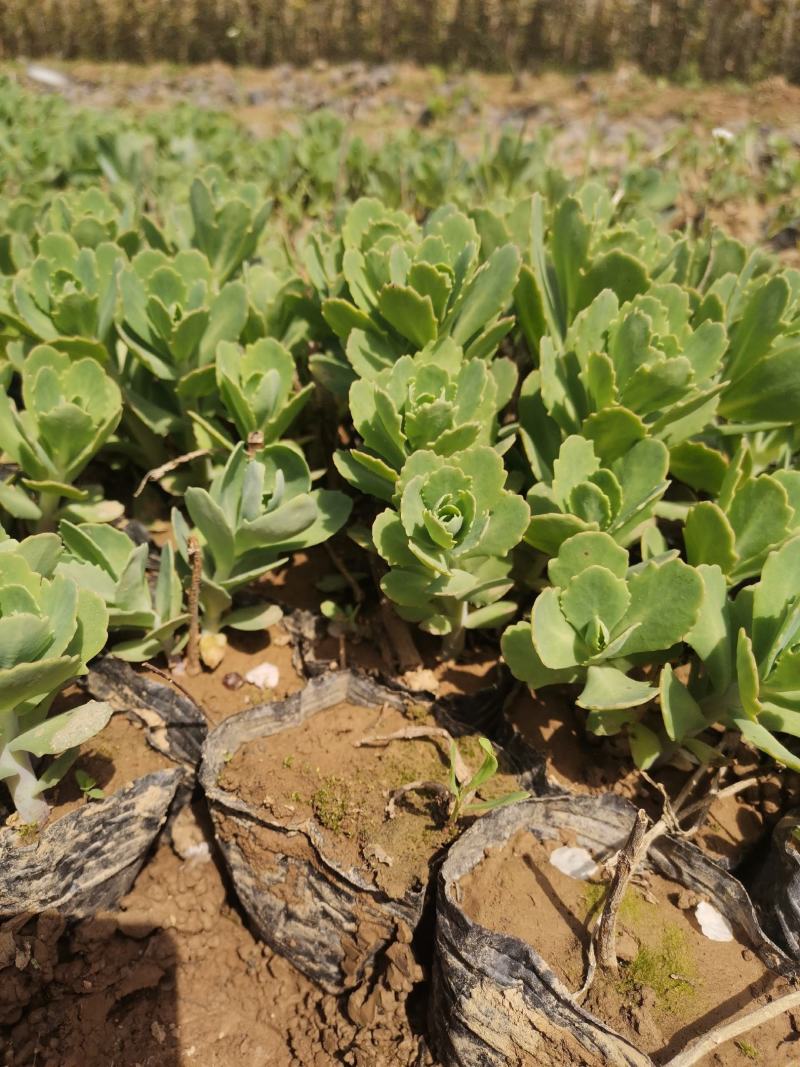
[678,775,761,823]
[664,988,800,1067]
[134,448,209,498]
[139,662,197,707]
[578,808,672,999]
[385,780,451,819]
[356,726,470,783]
[246,430,264,458]
[186,536,203,677]
[578,749,762,1000]
[594,809,649,974]
[324,540,364,605]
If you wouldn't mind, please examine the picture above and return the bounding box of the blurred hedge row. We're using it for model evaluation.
[1,0,799,82]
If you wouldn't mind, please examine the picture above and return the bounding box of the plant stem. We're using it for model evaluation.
[442,601,468,660]
[2,745,49,824]
[134,447,210,498]
[35,490,61,534]
[664,988,800,1067]
[186,536,202,676]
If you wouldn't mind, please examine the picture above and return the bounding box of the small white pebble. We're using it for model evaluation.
[712,126,735,142]
[244,661,280,689]
[695,900,734,942]
[183,842,211,864]
[549,845,598,881]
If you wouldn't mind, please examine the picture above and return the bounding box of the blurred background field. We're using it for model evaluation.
[4,57,800,260]
[2,0,800,83]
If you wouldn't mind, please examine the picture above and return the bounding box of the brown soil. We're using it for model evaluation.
[220,698,523,900]
[460,827,799,1064]
[176,624,305,724]
[508,687,799,868]
[17,60,800,137]
[0,819,437,1066]
[51,712,174,817]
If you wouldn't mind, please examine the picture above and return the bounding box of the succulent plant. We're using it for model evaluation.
[373,445,529,654]
[0,542,111,823]
[335,337,517,502]
[503,531,704,763]
[0,345,122,529]
[57,521,188,662]
[172,441,352,667]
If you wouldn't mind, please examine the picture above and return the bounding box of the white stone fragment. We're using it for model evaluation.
[549,845,598,881]
[244,661,280,689]
[695,900,734,942]
[27,65,70,89]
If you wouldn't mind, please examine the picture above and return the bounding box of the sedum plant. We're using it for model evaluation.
[118,248,248,402]
[0,233,123,363]
[56,521,188,663]
[213,338,314,447]
[502,531,703,761]
[41,187,139,255]
[143,170,272,284]
[0,540,111,824]
[334,337,517,502]
[316,198,521,390]
[0,345,123,529]
[373,445,529,655]
[659,538,800,772]
[117,247,250,468]
[520,281,729,489]
[173,442,352,668]
[524,434,670,556]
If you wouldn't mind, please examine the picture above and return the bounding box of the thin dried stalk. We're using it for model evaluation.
[186,536,203,677]
[385,779,450,819]
[246,430,264,458]
[324,541,364,604]
[664,988,800,1067]
[593,809,649,973]
[356,726,470,783]
[134,448,209,498]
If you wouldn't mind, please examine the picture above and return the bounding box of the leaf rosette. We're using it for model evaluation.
[334,338,517,502]
[373,446,529,647]
[172,441,352,667]
[503,530,704,762]
[0,345,122,528]
[57,521,188,663]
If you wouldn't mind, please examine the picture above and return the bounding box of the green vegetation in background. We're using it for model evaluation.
[1,79,800,822]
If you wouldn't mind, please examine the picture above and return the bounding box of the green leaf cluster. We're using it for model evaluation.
[0,345,122,528]
[172,442,352,665]
[373,446,529,651]
[57,521,188,662]
[0,532,111,822]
